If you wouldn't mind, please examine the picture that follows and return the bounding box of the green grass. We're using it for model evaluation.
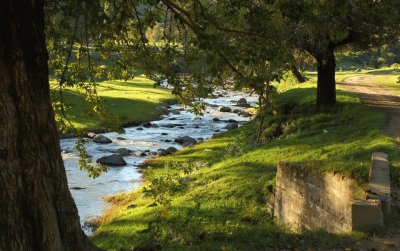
[91,73,400,250]
[51,76,174,133]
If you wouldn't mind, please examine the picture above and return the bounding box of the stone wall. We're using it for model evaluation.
[273,162,365,233]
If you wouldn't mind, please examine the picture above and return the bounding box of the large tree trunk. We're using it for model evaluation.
[315,47,336,107]
[0,1,100,250]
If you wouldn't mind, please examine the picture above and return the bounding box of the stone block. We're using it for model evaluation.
[368,152,391,213]
[352,199,383,231]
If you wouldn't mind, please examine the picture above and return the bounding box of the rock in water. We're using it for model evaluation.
[157,149,168,156]
[142,122,152,128]
[116,148,130,156]
[93,134,112,144]
[175,136,197,145]
[224,122,238,130]
[96,154,127,166]
[166,147,178,154]
[236,98,248,107]
[219,106,232,112]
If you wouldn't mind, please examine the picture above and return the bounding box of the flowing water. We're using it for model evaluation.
[60,90,258,233]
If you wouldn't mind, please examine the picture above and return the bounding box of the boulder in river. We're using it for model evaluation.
[233,109,240,114]
[236,98,248,107]
[116,148,130,156]
[213,117,220,122]
[117,137,126,140]
[157,149,168,156]
[220,106,232,112]
[143,122,152,128]
[166,147,178,154]
[70,186,86,190]
[171,110,180,115]
[224,122,238,130]
[96,154,127,166]
[175,136,197,145]
[93,134,112,144]
[136,127,144,130]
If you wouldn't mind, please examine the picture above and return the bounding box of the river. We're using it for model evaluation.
[60,90,258,233]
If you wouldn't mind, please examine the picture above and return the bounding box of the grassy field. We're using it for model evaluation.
[51,76,175,134]
[91,71,400,250]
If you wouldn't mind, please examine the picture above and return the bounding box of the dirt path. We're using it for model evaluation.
[339,75,400,140]
[339,75,400,250]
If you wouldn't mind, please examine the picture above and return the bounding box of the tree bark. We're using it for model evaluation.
[0,1,100,250]
[315,46,336,107]
[290,65,306,83]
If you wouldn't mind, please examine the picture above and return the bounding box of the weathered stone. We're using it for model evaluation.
[171,110,180,115]
[116,148,130,156]
[233,109,240,114]
[213,117,220,122]
[228,119,237,123]
[224,122,238,130]
[136,127,144,130]
[352,199,383,231]
[236,98,248,107]
[273,162,364,233]
[219,106,232,112]
[116,137,126,140]
[93,134,112,144]
[367,152,391,213]
[161,133,168,135]
[175,136,197,145]
[96,154,127,166]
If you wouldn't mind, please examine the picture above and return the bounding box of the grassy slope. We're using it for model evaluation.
[51,76,174,132]
[91,71,400,250]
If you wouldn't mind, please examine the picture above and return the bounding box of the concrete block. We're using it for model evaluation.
[368,152,391,213]
[352,199,383,231]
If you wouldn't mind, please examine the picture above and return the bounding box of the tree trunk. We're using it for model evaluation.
[0,1,100,250]
[290,65,306,83]
[315,46,336,107]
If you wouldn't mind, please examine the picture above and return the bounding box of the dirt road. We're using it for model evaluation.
[339,75,400,250]
[339,75,400,140]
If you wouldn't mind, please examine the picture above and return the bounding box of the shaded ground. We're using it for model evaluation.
[339,75,400,251]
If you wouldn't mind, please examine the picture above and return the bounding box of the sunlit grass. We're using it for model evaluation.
[91,71,400,250]
[50,76,174,132]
